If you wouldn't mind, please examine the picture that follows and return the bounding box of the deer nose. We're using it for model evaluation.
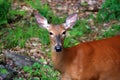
[55,45,62,52]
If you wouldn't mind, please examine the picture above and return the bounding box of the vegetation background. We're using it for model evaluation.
[0,0,120,80]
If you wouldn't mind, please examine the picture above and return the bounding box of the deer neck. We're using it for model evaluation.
[51,46,65,72]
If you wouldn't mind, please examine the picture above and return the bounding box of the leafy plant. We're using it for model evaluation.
[21,62,59,80]
[97,0,120,22]
[0,0,11,25]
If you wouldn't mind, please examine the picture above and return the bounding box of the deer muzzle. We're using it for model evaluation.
[54,35,62,52]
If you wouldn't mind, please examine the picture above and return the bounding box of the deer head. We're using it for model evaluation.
[34,11,78,52]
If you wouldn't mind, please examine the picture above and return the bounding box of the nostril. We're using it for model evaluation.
[55,46,62,52]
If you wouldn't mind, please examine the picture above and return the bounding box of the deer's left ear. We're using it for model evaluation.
[64,13,78,29]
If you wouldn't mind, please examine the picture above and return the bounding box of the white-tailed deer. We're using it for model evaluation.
[34,11,120,80]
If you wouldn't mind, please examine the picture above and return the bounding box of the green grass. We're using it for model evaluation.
[0,0,11,25]
[2,25,49,48]
[26,0,65,24]
[97,0,120,22]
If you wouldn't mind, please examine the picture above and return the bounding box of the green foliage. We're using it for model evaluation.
[97,24,120,39]
[26,0,65,24]
[0,67,8,74]
[14,78,24,80]
[97,0,120,22]
[0,0,11,25]
[21,62,59,80]
[0,0,27,26]
[102,24,120,37]
[3,25,49,48]
[9,10,26,16]
[8,10,26,22]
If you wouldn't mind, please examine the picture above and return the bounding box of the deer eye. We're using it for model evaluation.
[62,31,66,35]
[49,32,53,35]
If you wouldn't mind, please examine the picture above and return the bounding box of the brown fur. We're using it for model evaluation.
[52,35,120,80]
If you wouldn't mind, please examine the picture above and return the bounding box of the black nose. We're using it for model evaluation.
[55,45,62,52]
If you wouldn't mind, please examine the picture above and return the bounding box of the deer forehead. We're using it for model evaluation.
[49,24,65,34]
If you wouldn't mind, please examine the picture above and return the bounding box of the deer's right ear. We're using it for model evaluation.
[34,11,50,30]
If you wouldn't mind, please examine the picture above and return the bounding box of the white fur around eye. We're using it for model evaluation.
[49,32,54,38]
[62,33,66,37]
[62,34,65,37]
[62,31,66,35]
[50,35,54,38]
[61,31,66,37]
